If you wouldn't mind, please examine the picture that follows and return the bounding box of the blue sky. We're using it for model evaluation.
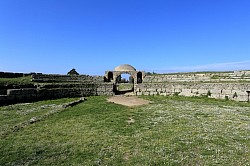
[0,0,249,75]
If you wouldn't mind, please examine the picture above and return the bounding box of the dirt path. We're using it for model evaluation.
[107,95,151,107]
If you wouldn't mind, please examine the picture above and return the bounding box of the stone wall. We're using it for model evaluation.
[1,70,250,105]
[137,71,250,101]
[0,72,112,105]
[32,74,103,83]
[0,85,36,95]
[135,82,250,102]
[0,83,113,105]
[0,72,35,78]
[143,71,250,83]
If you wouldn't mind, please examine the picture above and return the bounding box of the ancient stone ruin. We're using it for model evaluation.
[0,64,250,105]
[104,64,145,95]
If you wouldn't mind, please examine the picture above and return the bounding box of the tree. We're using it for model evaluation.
[67,68,79,76]
[129,76,134,83]
[116,75,121,82]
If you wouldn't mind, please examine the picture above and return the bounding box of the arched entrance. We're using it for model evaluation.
[104,64,145,95]
[137,72,142,83]
[107,72,113,82]
[114,72,134,95]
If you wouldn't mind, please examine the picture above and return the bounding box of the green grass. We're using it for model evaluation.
[116,83,134,91]
[0,98,78,137]
[1,96,250,165]
[0,76,33,85]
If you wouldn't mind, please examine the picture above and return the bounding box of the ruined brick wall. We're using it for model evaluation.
[32,74,103,83]
[143,71,250,83]
[135,71,250,101]
[0,72,113,105]
[1,70,250,105]
[0,72,34,78]
[136,77,250,102]
[0,83,113,105]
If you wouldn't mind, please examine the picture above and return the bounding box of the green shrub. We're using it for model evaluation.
[174,92,180,96]
[211,75,220,79]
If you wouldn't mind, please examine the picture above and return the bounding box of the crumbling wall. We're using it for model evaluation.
[32,74,103,82]
[136,71,250,101]
[1,70,250,105]
[0,72,35,78]
[143,71,250,83]
[135,83,250,102]
[0,83,113,105]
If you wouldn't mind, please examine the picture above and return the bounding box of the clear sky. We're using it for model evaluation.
[0,0,250,75]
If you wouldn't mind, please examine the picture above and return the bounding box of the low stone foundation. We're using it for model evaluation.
[0,83,113,106]
[135,83,250,102]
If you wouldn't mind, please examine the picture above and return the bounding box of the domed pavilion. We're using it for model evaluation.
[105,64,145,84]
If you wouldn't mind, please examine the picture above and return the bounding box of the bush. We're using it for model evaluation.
[174,92,180,96]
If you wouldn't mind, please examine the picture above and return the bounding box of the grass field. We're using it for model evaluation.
[116,83,134,91]
[0,76,33,85]
[1,96,250,165]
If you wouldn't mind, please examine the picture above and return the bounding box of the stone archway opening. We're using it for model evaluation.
[107,71,113,82]
[105,64,145,95]
[117,73,134,83]
[115,73,134,95]
[137,72,142,84]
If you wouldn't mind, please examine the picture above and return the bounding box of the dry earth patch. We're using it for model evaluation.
[107,95,151,107]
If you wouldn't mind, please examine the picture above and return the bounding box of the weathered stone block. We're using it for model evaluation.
[136,92,142,96]
[159,92,167,96]
[7,89,22,95]
[221,90,232,95]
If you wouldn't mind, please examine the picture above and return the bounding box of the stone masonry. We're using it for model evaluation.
[0,65,250,105]
[135,70,250,102]
[0,73,113,105]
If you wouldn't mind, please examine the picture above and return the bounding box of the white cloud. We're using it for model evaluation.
[154,60,250,73]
